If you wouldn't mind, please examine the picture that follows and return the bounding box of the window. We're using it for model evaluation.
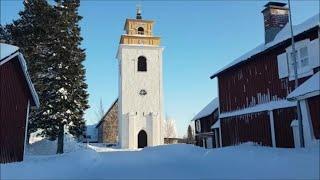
[138,56,147,72]
[285,39,313,80]
[138,27,144,35]
[195,120,201,133]
[288,46,310,71]
[299,46,309,67]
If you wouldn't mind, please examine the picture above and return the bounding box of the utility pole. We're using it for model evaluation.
[288,0,305,147]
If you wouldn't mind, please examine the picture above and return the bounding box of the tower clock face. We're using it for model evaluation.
[139,89,147,96]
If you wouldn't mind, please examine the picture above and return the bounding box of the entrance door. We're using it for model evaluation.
[138,130,147,148]
[206,137,213,148]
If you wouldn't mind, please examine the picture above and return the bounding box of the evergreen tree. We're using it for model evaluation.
[2,0,60,142]
[187,125,194,144]
[2,0,89,153]
[49,0,89,153]
[0,25,12,43]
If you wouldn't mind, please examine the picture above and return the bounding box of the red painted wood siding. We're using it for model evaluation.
[273,107,296,148]
[196,109,219,134]
[0,57,30,163]
[220,112,272,147]
[218,28,318,113]
[308,95,320,139]
[194,109,219,147]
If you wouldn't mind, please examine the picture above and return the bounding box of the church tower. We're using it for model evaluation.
[116,7,164,149]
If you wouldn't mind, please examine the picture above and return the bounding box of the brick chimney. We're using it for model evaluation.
[262,2,289,44]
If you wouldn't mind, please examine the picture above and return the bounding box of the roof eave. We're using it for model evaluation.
[209,25,319,79]
[287,91,320,101]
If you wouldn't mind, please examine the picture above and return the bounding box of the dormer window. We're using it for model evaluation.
[138,27,144,35]
[138,56,147,72]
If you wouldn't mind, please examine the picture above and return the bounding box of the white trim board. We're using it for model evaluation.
[219,100,297,118]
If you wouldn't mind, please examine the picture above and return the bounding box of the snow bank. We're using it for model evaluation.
[27,134,83,155]
[1,143,319,179]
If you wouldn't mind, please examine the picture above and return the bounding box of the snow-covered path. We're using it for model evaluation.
[1,144,319,179]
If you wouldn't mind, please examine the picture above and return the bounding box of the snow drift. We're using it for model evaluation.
[1,142,319,179]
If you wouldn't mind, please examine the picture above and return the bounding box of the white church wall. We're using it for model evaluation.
[117,44,164,149]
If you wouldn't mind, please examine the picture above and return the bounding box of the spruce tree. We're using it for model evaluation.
[187,125,194,144]
[49,0,89,153]
[2,0,89,153]
[2,0,60,142]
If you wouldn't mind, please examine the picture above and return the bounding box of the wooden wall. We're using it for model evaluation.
[197,109,219,134]
[273,107,296,148]
[308,95,320,139]
[220,112,272,147]
[194,109,219,147]
[218,28,318,113]
[0,57,30,163]
[216,27,318,148]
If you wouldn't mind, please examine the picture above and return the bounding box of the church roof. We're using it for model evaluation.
[95,98,118,128]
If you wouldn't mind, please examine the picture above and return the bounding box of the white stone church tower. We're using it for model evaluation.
[116,8,164,149]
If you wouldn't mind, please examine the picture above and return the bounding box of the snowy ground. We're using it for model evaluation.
[1,141,319,179]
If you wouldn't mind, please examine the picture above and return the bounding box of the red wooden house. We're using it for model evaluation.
[287,71,320,147]
[210,2,319,148]
[0,43,39,163]
[192,97,220,148]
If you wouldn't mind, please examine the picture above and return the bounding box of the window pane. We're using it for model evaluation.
[301,58,309,67]
[300,47,308,58]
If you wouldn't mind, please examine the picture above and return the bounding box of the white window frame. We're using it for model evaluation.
[286,39,313,81]
[195,120,201,132]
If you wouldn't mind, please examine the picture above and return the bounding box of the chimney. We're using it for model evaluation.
[262,2,289,44]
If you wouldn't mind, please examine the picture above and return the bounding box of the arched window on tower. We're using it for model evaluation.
[138,27,144,35]
[138,56,147,72]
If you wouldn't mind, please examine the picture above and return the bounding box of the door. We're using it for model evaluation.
[138,130,147,148]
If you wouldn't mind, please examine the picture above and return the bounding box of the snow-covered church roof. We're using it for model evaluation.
[0,43,40,107]
[287,71,320,101]
[210,13,320,79]
[192,97,219,121]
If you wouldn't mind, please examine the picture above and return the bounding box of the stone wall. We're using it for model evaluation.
[97,101,118,144]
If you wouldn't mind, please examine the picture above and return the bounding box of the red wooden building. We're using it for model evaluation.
[192,97,220,148]
[210,2,319,148]
[0,43,39,163]
[287,72,320,147]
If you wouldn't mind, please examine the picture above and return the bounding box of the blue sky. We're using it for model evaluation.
[1,0,319,137]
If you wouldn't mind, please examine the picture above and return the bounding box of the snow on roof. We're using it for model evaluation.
[211,119,220,129]
[287,71,320,101]
[0,43,40,108]
[219,100,296,119]
[210,13,320,79]
[0,43,19,60]
[192,97,219,121]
